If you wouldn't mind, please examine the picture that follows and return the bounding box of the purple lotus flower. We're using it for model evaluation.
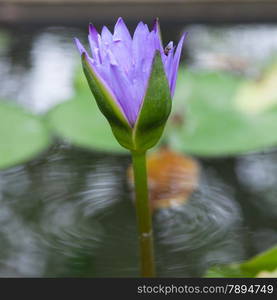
[75,17,186,127]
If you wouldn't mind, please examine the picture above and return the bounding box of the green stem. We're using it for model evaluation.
[131,150,156,277]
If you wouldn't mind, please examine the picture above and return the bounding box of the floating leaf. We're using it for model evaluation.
[241,245,277,276]
[47,94,126,153]
[205,244,277,278]
[168,69,277,156]
[235,63,277,114]
[0,101,51,169]
[47,67,127,153]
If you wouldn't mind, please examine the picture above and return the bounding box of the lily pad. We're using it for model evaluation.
[241,245,277,276]
[168,68,277,156]
[47,93,126,153]
[0,101,51,169]
[47,68,127,153]
[205,244,277,278]
[235,62,277,114]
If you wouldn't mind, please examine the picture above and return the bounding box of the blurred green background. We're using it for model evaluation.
[0,0,277,277]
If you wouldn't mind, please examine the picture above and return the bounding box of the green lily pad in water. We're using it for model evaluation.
[241,245,277,276]
[47,94,126,153]
[47,68,127,153]
[205,244,277,278]
[0,101,51,169]
[168,67,277,156]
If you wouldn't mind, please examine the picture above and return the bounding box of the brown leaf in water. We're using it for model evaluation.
[127,147,200,212]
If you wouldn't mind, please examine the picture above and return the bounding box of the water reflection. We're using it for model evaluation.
[155,170,245,277]
[77,156,126,218]
[25,29,76,113]
[236,151,277,224]
[0,145,123,276]
[0,27,81,112]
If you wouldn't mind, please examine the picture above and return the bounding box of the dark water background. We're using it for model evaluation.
[0,23,277,277]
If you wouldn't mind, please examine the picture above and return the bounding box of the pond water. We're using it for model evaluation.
[0,23,277,277]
